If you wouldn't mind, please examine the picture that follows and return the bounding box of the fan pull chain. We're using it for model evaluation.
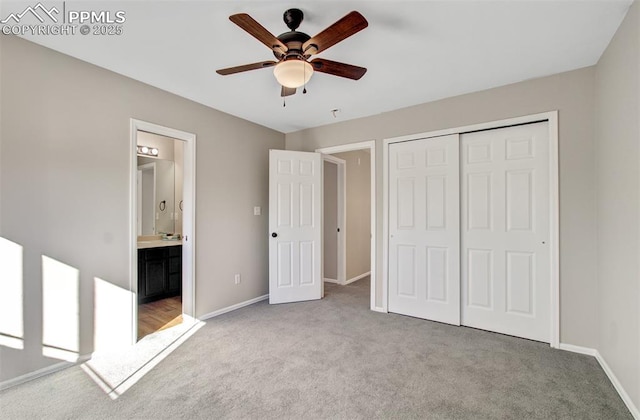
[303,62,308,94]
[283,96,286,107]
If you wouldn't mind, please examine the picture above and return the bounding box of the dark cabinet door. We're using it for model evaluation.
[167,246,182,294]
[168,272,181,293]
[168,256,182,294]
[169,254,181,273]
[145,258,167,298]
[138,249,147,301]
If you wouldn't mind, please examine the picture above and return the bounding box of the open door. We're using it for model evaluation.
[269,150,322,304]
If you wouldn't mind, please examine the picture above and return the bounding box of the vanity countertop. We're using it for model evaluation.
[137,237,183,249]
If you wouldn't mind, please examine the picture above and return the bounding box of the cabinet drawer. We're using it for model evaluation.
[144,247,167,260]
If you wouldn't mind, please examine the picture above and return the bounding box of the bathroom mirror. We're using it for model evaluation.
[138,156,175,235]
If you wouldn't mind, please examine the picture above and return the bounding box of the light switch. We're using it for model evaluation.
[253,206,261,216]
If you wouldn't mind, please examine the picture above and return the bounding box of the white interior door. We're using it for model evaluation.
[269,150,322,304]
[461,122,550,342]
[388,134,460,325]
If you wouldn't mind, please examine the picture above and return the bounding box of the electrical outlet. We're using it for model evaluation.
[234,274,241,285]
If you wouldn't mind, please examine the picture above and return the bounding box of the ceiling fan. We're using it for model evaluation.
[216,8,368,97]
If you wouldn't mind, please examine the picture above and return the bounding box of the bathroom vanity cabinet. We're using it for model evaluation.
[138,244,182,304]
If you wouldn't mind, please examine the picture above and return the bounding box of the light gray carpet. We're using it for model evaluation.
[0,277,631,419]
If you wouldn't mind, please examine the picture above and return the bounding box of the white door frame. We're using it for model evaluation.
[316,140,377,311]
[382,111,560,348]
[130,119,197,344]
[321,154,346,284]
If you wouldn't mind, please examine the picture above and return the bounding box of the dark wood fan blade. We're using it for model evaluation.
[281,86,296,97]
[303,11,368,56]
[310,58,367,80]
[216,60,277,75]
[230,13,287,55]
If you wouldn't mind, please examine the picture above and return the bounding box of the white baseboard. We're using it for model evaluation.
[0,353,91,391]
[595,351,640,419]
[558,343,597,357]
[198,294,269,321]
[560,343,639,419]
[344,271,371,285]
[371,306,387,313]
[324,272,370,286]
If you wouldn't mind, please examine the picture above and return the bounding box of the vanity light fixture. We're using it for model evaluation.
[137,145,159,157]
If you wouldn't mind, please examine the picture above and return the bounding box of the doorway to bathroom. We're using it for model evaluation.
[130,119,196,343]
[136,131,183,339]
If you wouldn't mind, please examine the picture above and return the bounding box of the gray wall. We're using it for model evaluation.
[334,151,371,280]
[0,36,284,382]
[595,0,640,409]
[287,67,598,348]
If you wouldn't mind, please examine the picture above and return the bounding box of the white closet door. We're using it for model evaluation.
[461,122,550,342]
[388,134,460,325]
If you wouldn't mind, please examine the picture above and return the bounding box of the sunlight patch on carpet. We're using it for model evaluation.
[81,315,204,399]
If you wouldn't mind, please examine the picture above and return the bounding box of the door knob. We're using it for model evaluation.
[271,232,278,238]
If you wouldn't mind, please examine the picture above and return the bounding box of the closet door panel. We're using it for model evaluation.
[388,134,460,325]
[461,122,550,342]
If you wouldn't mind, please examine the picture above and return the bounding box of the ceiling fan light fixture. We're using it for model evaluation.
[273,59,313,88]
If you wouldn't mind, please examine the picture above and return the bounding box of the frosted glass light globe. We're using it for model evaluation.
[273,60,313,88]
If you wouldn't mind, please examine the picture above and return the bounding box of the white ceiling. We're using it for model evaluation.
[9,0,632,133]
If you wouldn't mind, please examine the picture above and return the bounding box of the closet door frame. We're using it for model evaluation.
[382,111,559,348]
